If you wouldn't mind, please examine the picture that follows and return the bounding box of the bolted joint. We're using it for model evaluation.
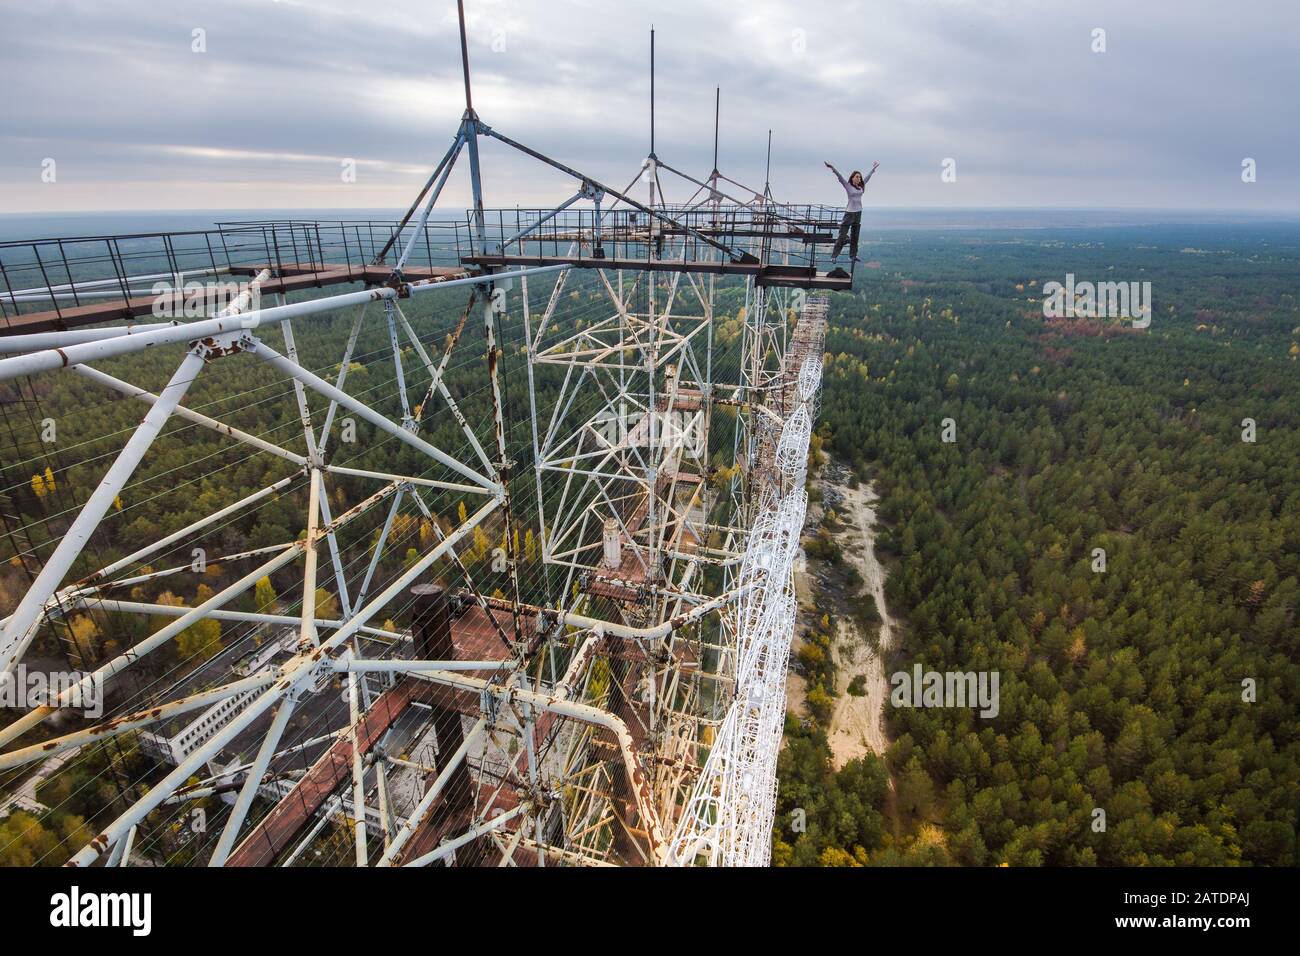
[193,330,256,361]
[479,686,501,725]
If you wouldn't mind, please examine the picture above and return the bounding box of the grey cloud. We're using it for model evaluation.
[0,0,1296,213]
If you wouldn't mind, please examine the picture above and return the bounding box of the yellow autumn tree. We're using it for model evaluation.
[176,616,222,666]
[65,613,102,667]
[254,576,278,610]
[471,526,490,561]
[314,587,339,619]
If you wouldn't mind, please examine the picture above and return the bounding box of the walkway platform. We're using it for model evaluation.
[464,254,853,290]
[1,264,466,335]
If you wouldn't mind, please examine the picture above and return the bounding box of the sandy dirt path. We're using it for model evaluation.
[785,545,812,714]
[826,480,897,769]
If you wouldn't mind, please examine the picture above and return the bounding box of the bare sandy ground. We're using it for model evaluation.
[826,480,897,769]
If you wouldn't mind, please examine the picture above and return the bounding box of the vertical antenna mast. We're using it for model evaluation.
[458,0,474,115]
[646,25,657,210]
[650,26,656,158]
[712,87,720,173]
[457,0,486,254]
[763,129,773,199]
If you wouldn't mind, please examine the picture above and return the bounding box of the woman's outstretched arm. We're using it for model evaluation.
[825,160,848,188]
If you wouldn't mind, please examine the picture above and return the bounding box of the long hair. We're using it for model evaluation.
[849,170,865,188]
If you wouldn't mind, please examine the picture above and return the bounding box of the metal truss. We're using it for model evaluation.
[0,2,836,868]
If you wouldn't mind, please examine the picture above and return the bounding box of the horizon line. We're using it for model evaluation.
[4,204,1300,217]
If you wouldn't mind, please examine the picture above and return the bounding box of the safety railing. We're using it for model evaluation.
[471,203,844,273]
[0,230,234,327]
[0,203,849,328]
[214,218,466,273]
[0,219,466,327]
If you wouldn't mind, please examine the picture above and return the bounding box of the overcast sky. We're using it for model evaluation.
[1,0,1297,213]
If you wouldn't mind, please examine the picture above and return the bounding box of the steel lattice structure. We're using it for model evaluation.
[0,3,839,867]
